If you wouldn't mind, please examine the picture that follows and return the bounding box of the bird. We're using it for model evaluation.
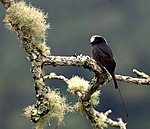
[90,35,128,117]
[90,35,118,89]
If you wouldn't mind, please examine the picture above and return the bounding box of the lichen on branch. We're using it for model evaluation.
[3,0,149,129]
[3,1,73,128]
[4,1,50,57]
[4,1,49,40]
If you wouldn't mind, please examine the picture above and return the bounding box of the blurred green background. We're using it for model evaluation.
[0,0,150,129]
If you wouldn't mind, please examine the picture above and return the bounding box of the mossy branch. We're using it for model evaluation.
[1,0,150,129]
[2,1,72,128]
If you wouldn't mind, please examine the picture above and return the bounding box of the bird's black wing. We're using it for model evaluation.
[93,45,116,73]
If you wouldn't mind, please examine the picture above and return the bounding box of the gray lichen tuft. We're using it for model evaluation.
[4,1,50,56]
[23,89,73,129]
[4,1,49,39]
[68,76,100,106]
[67,76,90,94]
[89,90,101,106]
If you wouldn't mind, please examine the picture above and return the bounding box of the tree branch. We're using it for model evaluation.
[1,0,150,129]
[44,72,127,129]
[45,55,150,86]
[116,69,150,85]
[133,69,150,79]
[116,74,150,85]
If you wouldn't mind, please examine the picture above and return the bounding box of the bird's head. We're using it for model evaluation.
[90,35,108,45]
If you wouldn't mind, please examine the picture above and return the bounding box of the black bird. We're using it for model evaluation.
[90,35,118,89]
[90,35,128,117]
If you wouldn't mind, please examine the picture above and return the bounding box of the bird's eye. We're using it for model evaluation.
[95,38,99,41]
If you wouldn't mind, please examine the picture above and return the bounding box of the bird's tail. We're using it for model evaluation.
[111,73,128,117]
[111,73,118,89]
